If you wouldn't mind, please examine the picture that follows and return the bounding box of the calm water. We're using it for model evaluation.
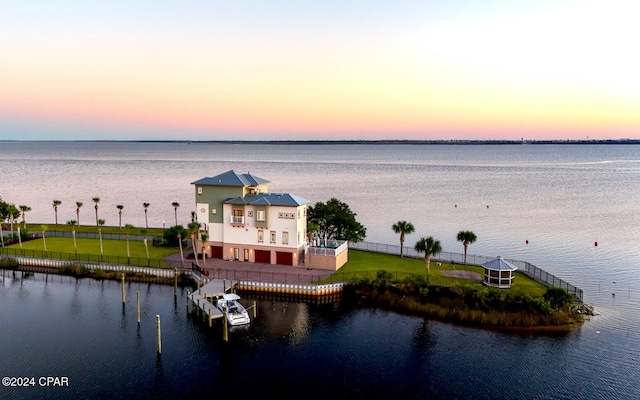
[0,271,637,400]
[1,141,640,398]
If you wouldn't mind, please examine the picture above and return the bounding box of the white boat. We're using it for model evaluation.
[217,293,250,326]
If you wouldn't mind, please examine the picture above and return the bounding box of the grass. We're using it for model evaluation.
[3,237,180,268]
[21,223,166,236]
[327,250,548,297]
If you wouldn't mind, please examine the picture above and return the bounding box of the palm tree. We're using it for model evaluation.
[75,201,83,225]
[92,197,100,226]
[200,232,209,269]
[141,228,150,265]
[0,219,4,247]
[143,202,150,228]
[116,205,124,228]
[8,204,19,240]
[172,202,180,226]
[52,200,62,225]
[67,220,78,255]
[456,230,477,265]
[18,205,31,228]
[414,236,442,278]
[188,221,200,267]
[124,224,134,263]
[41,224,48,251]
[97,219,105,259]
[392,221,415,258]
[177,232,184,267]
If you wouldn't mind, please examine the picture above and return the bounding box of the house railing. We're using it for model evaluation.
[230,216,244,225]
[308,240,348,257]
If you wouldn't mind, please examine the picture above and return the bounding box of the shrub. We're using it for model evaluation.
[162,225,187,247]
[372,270,393,291]
[544,287,573,310]
[533,298,552,315]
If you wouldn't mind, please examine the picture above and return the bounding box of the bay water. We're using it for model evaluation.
[1,141,639,398]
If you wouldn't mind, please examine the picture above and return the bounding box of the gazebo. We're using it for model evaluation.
[482,256,518,288]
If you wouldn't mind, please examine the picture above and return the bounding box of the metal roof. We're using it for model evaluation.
[191,170,270,187]
[482,257,518,271]
[224,193,309,207]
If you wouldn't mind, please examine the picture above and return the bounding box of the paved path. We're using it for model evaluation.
[164,252,333,284]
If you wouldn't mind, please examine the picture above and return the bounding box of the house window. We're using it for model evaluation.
[297,209,301,219]
[297,232,301,244]
[258,230,264,243]
[256,210,265,222]
[282,232,289,245]
[231,209,244,225]
[270,231,276,243]
[197,187,202,195]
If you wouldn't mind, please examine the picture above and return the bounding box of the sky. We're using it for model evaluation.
[1,0,639,141]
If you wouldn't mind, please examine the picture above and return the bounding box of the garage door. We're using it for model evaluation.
[255,250,271,264]
[276,251,293,266]
[211,246,223,259]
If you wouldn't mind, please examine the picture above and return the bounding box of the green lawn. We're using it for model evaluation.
[22,223,166,236]
[327,250,548,297]
[3,237,180,267]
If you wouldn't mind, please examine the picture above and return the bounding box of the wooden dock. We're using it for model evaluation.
[187,279,237,326]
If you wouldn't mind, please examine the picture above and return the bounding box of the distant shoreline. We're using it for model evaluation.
[1,139,639,145]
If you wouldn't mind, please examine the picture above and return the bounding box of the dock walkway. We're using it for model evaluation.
[187,279,238,325]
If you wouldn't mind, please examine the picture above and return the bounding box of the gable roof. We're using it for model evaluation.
[224,193,309,207]
[191,170,270,187]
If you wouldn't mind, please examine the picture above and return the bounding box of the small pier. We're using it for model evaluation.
[187,279,237,326]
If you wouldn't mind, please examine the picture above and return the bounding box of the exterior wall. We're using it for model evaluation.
[222,203,304,251]
[195,185,244,224]
[307,248,348,271]
[195,179,306,267]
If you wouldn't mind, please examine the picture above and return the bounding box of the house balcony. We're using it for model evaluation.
[230,216,245,226]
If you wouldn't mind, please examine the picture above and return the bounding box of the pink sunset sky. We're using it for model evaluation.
[1,0,639,141]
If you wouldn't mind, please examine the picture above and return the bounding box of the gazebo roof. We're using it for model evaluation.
[482,256,518,272]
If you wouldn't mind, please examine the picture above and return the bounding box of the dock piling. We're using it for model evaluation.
[156,315,162,354]
[137,291,140,324]
[222,310,228,342]
[121,274,126,303]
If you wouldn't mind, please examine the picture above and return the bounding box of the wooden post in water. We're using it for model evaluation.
[186,290,191,312]
[137,291,140,324]
[253,300,257,318]
[208,308,212,327]
[156,315,162,354]
[173,268,177,296]
[222,310,228,342]
[121,274,126,303]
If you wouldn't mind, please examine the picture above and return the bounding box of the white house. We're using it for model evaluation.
[191,170,309,266]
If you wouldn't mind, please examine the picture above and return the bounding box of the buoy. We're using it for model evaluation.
[525,239,529,244]
[486,205,489,208]
[595,241,598,246]
[454,204,457,208]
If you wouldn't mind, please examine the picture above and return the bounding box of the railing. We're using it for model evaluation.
[209,267,332,285]
[349,241,583,302]
[230,216,244,225]
[308,240,348,256]
[2,255,181,278]
[0,247,183,269]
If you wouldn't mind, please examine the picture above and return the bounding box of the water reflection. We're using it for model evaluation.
[1,271,639,399]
